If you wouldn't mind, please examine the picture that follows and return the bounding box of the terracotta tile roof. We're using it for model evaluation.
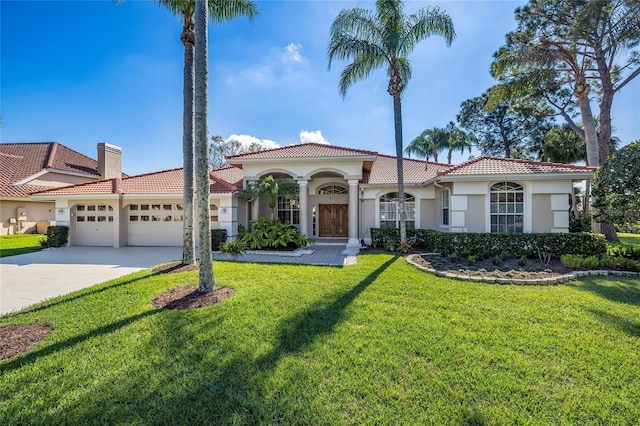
[1,142,99,179]
[32,166,244,197]
[1,142,101,198]
[363,155,453,185]
[227,143,378,161]
[438,156,597,177]
[211,166,244,191]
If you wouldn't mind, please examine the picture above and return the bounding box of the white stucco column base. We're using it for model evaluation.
[298,180,308,236]
[347,179,360,248]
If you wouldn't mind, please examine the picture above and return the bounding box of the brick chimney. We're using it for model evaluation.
[97,143,122,179]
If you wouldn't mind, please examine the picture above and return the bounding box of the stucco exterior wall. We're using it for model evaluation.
[532,195,554,233]
[465,195,486,232]
[0,200,55,235]
[419,199,437,230]
[360,199,376,242]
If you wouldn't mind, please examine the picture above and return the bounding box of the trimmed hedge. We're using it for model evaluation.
[211,229,228,251]
[370,228,607,259]
[46,226,69,248]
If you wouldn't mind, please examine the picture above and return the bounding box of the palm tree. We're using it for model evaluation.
[244,175,299,224]
[444,122,474,164]
[328,0,455,243]
[155,0,257,267]
[405,128,445,162]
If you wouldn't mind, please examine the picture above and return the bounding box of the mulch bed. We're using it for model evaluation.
[0,324,52,360]
[413,254,574,279]
[152,261,199,274]
[150,261,236,309]
[151,286,235,310]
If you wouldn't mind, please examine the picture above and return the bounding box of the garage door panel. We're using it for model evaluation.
[75,205,114,247]
[127,203,183,246]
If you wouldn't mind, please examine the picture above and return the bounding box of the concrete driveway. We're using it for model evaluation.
[0,246,182,316]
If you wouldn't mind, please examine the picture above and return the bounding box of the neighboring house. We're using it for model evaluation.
[31,142,595,248]
[0,142,123,235]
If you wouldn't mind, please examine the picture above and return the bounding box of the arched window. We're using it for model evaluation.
[490,182,524,233]
[379,192,415,229]
[318,185,347,195]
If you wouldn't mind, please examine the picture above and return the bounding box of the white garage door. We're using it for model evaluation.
[75,204,114,247]
[127,203,183,246]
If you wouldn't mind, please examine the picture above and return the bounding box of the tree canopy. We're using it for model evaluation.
[592,141,640,236]
[457,88,551,158]
[491,0,640,166]
[209,135,262,169]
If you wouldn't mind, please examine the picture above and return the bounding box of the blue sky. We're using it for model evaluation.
[1,0,638,176]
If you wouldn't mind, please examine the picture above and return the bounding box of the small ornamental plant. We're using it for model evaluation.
[220,240,247,257]
[399,241,412,253]
[386,239,412,253]
[385,239,397,252]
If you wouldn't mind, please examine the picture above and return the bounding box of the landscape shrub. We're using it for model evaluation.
[608,244,640,261]
[45,226,68,248]
[370,228,607,259]
[582,256,600,269]
[241,217,313,250]
[211,229,228,251]
[561,254,583,268]
[569,213,592,233]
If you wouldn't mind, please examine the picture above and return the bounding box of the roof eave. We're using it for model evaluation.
[227,155,378,166]
[438,172,595,182]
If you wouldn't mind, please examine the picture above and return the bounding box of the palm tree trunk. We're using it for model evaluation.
[576,87,599,168]
[392,93,407,244]
[181,16,196,266]
[194,0,214,292]
[595,56,618,242]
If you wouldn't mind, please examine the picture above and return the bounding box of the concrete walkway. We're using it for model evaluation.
[212,245,357,266]
[0,245,356,316]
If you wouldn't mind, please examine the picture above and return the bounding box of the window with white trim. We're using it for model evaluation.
[441,191,449,226]
[490,182,524,233]
[379,192,415,229]
[277,194,300,225]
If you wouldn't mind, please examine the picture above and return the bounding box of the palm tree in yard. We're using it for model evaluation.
[156,0,257,267]
[405,127,447,162]
[328,0,455,244]
[444,122,474,164]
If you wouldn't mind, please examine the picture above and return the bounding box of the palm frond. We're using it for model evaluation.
[400,6,455,55]
[330,7,380,43]
[209,0,258,23]
[339,53,386,97]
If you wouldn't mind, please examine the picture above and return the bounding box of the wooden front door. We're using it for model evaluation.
[319,204,348,237]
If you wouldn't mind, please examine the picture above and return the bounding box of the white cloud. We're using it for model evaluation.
[227,134,280,150]
[227,43,308,87]
[282,43,305,63]
[299,130,330,145]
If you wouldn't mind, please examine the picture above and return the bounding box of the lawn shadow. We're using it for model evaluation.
[588,308,640,338]
[575,277,640,307]
[0,310,160,373]
[201,256,399,422]
[24,256,399,424]
[254,256,397,368]
[2,271,162,318]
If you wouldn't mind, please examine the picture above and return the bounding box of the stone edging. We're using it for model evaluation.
[405,254,640,285]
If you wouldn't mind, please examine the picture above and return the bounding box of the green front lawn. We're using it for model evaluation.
[615,232,640,248]
[0,234,44,257]
[1,254,639,424]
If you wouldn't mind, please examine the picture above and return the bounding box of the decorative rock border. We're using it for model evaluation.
[405,254,640,285]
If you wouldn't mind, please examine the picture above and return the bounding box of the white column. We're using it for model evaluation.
[297,180,309,236]
[347,179,359,247]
